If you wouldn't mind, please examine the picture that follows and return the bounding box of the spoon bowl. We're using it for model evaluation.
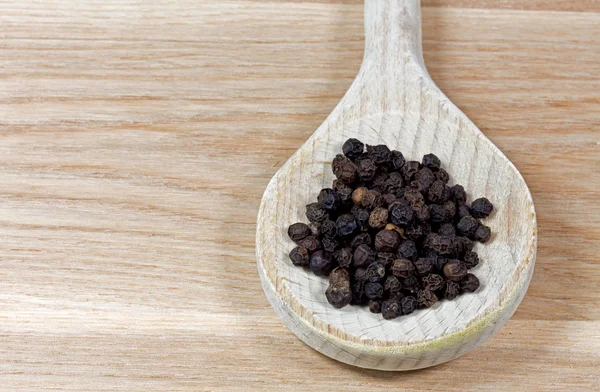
[256,0,536,371]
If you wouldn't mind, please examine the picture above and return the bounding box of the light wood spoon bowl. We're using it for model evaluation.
[256,0,536,371]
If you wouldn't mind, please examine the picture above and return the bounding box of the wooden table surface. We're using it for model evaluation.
[1,1,598,391]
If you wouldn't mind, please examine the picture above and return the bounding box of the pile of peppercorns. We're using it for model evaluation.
[287,138,494,320]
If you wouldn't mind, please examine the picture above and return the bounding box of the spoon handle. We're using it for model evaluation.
[364,0,424,67]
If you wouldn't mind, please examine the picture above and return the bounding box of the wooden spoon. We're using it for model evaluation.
[256,0,536,371]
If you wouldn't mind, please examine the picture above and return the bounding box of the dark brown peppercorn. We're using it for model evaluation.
[463,251,479,269]
[342,138,364,160]
[371,171,389,189]
[289,246,310,266]
[429,204,445,223]
[381,299,401,319]
[384,275,402,293]
[404,188,424,205]
[412,200,430,222]
[351,206,370,231]
[317,188,340,213]
[414,167,436,193]
[336,214,358,237]
[382,193,398,206]
[309,250,333,276]
[418,289,438,308]
[369,300,382,313]
[321,219,337,238]
[364,282,384,299]
[460,273,480,293]
[385,223,406,239]
[288,222,311,242]
[422,274,445,291]
[353,244,376,267]
[374,229,401,252]
[471,197,494,219]
[443,259,468,281]
[362,190,384,210]
[325,268,352,308]
[322,237,339,253]
[366,144,392,165]
[391,258,415,278]
[357,158,377,181]
[305,203,328,223]
[444,280,460,300]
[401,296,418,315]
[422,153,441,170]
[457,204,471,219]
[438,223,456,236]
[453,236,474,257]
[334,247,353,268]
[443,201,456,222]
[332,154,358,184]
[377,252,396,269]
[457,215,479,237]
[397,240,418,261]
[383,172,404,195]
[401,161,420,181]
[390,150,406,171]
[474,224,491,243]
[405,222,427,241]
[366,262,386,282]
[428,180,449,204]
[414,257,435,276]
[435,168,450,183]
[350,232,371,248]
[402,276,420,293]
[298,235,322,253]
[369,207,389,229]
[389,202,414,226]
[425,233,455,255]
[449,184,467,205]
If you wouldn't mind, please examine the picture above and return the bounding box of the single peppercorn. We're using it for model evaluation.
[391,258,415,278]
[400,296,418,315]
[463,251,479,269]
[317,188,340,213]
[334,247,353,268]
[350,232,371,248]
[449,184,467,205]
[366,262,386,283]
[298,235,322,253]
[389,202,414,226]
[357,158,377,181]
[438,223,456,236]
[377,252,396,269]
[351,281,365,305]
[322,237,339,253]
[390,150,406,171]
[351,206,370,231]
[366,144,392,165]
[309,250,333,276]
[418,289,438,308]
[443,201,456,222]
[471,197,494,219]
[354,268,368,283]
[404,188,424,205]
[321,219,337,238]
[369,300,382,313]
[422,273,445,291]
[397,240,419,261]
[457,215,480,237]
[325,267,352,308]
[453,236,474,257]
[382,193,398,206]
[332,154,358,184]
[425,233,455,255]
[401,161,420,181]
[362,189,384,210]
[402,276,420,293]
[374,229,401,252]
[287,222,312,242]
[460,273,480,293]
[352,187,369,207]
[369,207,389,229]
[305,203,328,223]
[342,138,364,160]
[422,153,441,170]
[364,282,384,299]
[457,204,471,219]
[381,299,401,319]
[429,204,445,223]
[444,280,460,300]
[336,213,358,237]
[385,223,405,239]
[414,257,435,276]
[289,246,310,266]
[412,200,430,222]
[474,224,491,243]
[414,167,436,193]
[435,168,450,183]
[428,180,449,204]
[383,172,404,195]
[371,171,389,189]
[353,244,376,267]
[384,275,402,293]
[443,259,468,281]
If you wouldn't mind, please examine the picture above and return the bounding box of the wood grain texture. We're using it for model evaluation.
[256,0,536,370]
[0,0,598,390]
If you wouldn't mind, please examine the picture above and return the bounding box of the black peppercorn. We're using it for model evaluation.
[474,224,491,243]
[366,262,386,283]
[342,138,364,160]
[402,276,420,293]
[443,201,456,222]
[351,206,370,231]
[384,275,402,293]
[306,202,328,223]
[435,168,450,183]
[422,274,445,291]
[400,296,418,315]
[414,257,435,276]
[350,232,371,248]
[391,258,415,278]
[389,202,414,226]
[364,282,384,299]
[438,223,455,236]
[401,161,420,181]
[429,204,445,223]
[351,281,365,305]
[414,167,436,193]
[353,244,376,267]
[443,259,467,281]
[412,200,430,222]
[336,213,358,237]
[288,222,312,242]
[317,188,340,213]
[321,219,337,238]
[417,289,438,308]
[457,204,471,219]
[463,251,479,269]
[425,233,455,255]
[332,154,358,184]
[326,268,352,308]
[369,300,382,313]
[428,180,449,204]
[381,299,401,319]
[374,229,401,252]
[357,158,377,181]
[406,222,428,242]
[322,237,339,253]
[422,153,441,170]
[449,184,467,205]
[383,172,404,195]
[444,280,460,300]
[390,150,406,171]
[404,188,424,205]
[382,193,398,206]
[377,252,396,269]
[471,197,494,219]
[289,246,310,266]
[457,215,479,237]
[309,250,333,276]
[362,190,384,210]
[298,235,322,253]
[397,240,419,261]
[366,144,392,165]
[334,247,353,268]
[460,273,480,293]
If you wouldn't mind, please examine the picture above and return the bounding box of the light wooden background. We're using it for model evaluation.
[0,1,598,391]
